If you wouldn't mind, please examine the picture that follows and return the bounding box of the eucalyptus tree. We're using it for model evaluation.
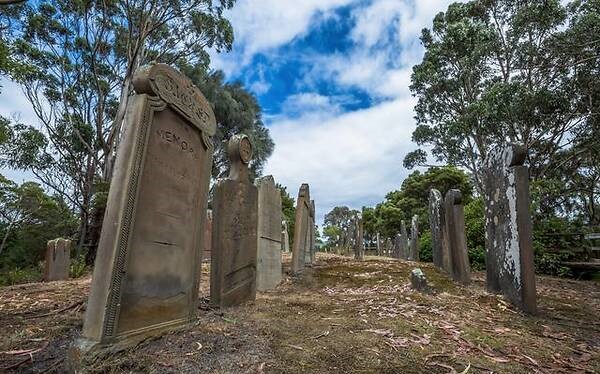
[0,0,270,259]
[405,0,589,190]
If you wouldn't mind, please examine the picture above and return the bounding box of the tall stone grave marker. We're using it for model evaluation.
[202,209,213,262]
[429,189,448,270]
[307,200,316,264]
[255,176,283,291]
[291,184,311,274]
[444,189,471,284]
[75,64,215,354]
[281,220,290,252]
[376,233,381,256]
[354,215,364,260]
[44,238,71,281]
[409,215,419,261]
[484,144,536,313]
[211,135,258,307]
[400,221,409,259]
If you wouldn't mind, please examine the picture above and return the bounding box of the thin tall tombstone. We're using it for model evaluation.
[399,220,408,259]
[291,184,311,274]
[255,175,283,292]
[410,215,419,261]
[483,144,536,314]
[444,189,471,284]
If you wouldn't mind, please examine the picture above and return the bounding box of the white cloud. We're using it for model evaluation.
[264,95,420,226]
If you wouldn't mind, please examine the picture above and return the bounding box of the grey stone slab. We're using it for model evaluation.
[483,144,536,314]
[410,215,419,261]
[43,238,71,282]
[429,189,447,270]
[281,220,290,252]
[202,209,212,263]
[354,215,364,260]
[400,221,409,259]
[255,176,282,291]
[291,184,311,274]
[444,189,471,285]
[211,135,258,307]
[74,64,215,356]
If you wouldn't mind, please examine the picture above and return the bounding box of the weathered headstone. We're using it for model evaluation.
[202,209,213,262]
[291,184,311,274]
[308,200,316,264]
[281,220,290,252]
[409,215,419,261]
[354,215,364,260]
[444,189,471,284]
[392,234,401,259]
[429,189,445,269]
[376,233,381,256]
[255,176,283,292]
[484,144,536,313]
[400,221,409,259]
[211,135,258,307]
[43,238,71,282]
[410,268,429,293]
[74,64,215,356]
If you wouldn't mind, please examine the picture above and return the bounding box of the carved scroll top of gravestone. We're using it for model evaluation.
[227,134,253,181]
[133,63,216,138]
[487,143,527,168]
[446,189,463,205]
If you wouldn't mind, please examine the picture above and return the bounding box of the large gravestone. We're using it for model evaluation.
[291,184,311,274]
[256,176,283,291]
[202,209,213,262]
[392,234,401,259]
[281,220,290,252]
[444,189,471,284]
[211,135,258,307]
[43,238,71,282]
[429,189,446,269]
[484,144,536,313]
[409,215,419,261]
[74,64,215,355]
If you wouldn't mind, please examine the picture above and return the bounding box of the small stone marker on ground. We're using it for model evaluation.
[484,144,536,314]
[291,184,311,274]
[281,220,290,252]
[211,135,258,307]
[444,189,471,284]
[43,238,71,282]
[410,268,429,293]
[72,64,215,358]
[410,215,419,261]
[255,175,283,292]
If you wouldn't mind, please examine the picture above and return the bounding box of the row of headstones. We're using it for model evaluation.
[427,144,536,314]
[387,216,420,261]
[68,64,316,365]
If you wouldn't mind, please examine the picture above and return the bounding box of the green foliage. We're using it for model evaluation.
[69,254,87,279]
[278,184,295,246]
[323,206,359,249]
[407,0,599,225]
[464,197,486,270]
[0,266,41,286]
[371,166,473,238]
[419,231,433,263]
[0,175,77,274]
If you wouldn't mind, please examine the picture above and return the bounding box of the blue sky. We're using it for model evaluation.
[0,0,460,227]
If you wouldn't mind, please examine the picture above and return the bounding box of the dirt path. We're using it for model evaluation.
[1,254,599,373]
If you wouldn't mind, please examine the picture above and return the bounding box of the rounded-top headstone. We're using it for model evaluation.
[228,134,253,164]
